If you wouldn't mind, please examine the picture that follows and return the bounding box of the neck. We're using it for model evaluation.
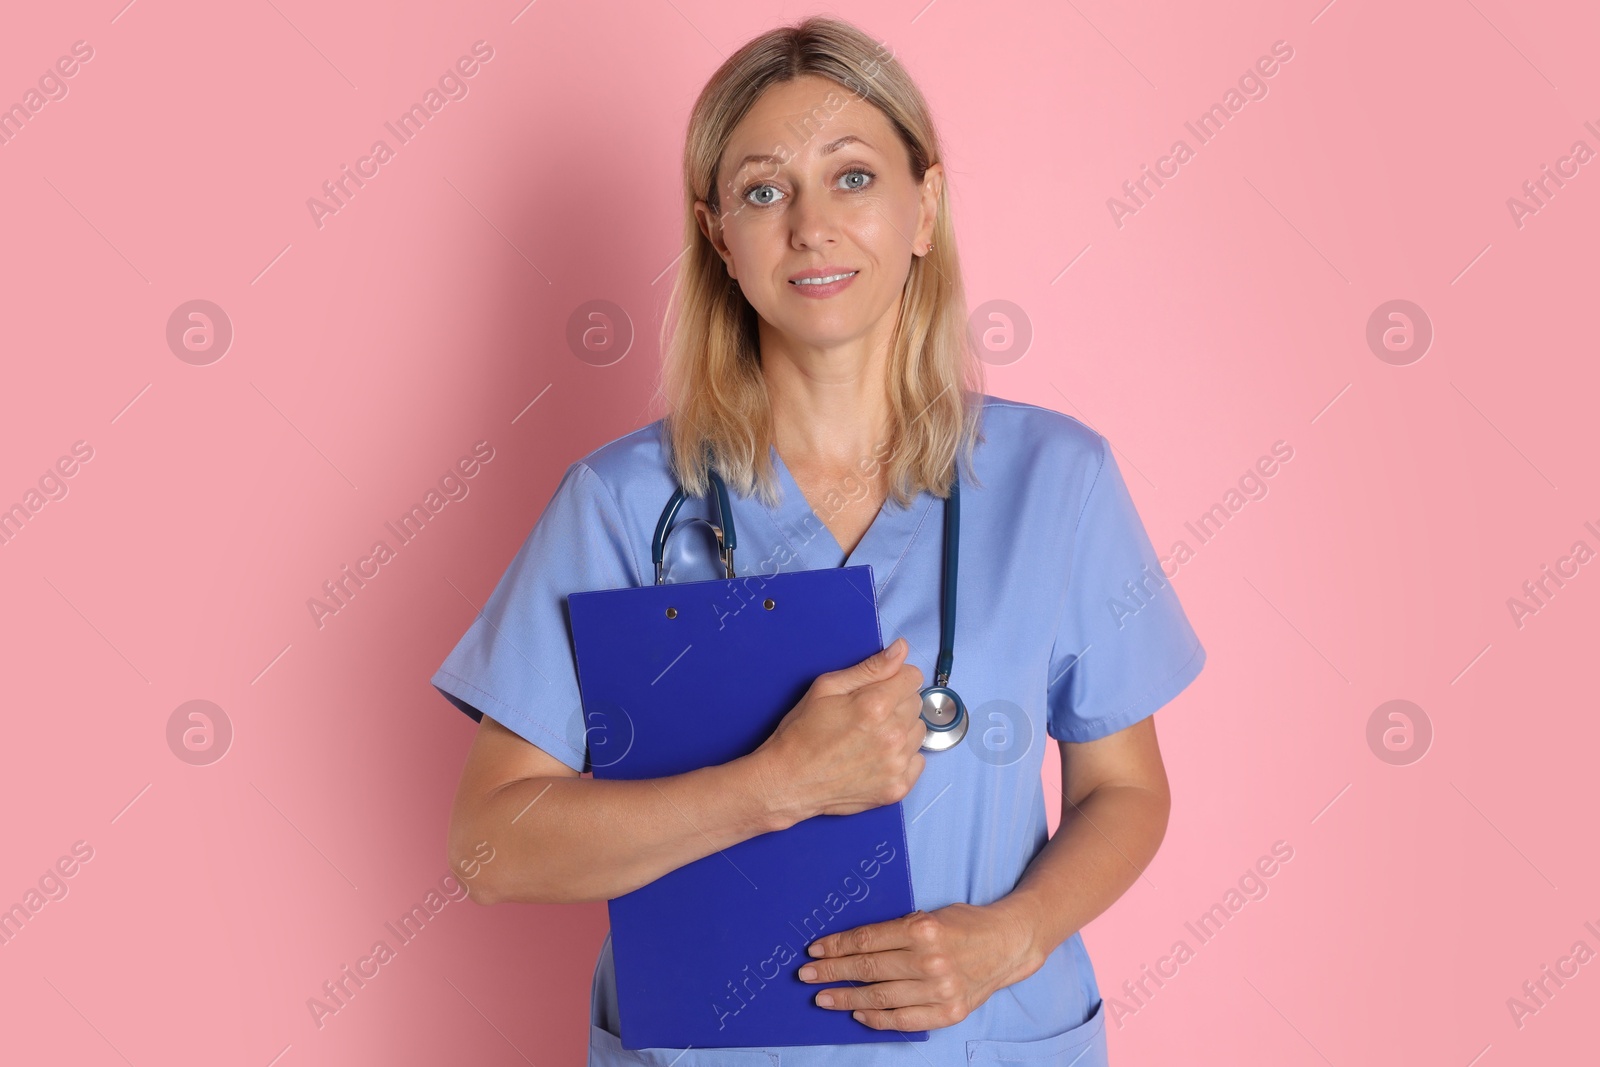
[759,323,894,471]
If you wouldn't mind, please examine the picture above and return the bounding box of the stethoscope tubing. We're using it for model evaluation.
[652,469,737,583]
[934,474,958,688]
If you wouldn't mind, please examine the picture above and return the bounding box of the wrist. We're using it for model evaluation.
[736,747,813,834]
[986,891,1052,986]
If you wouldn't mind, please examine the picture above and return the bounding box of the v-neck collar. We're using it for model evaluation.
[756,442,938,595]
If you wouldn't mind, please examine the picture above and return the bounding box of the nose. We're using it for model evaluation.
[788,181,843,251]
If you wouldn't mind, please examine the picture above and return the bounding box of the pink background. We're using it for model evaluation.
[2,1,1597,1064]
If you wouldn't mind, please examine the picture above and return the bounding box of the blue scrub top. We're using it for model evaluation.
[432,394,1205,1066]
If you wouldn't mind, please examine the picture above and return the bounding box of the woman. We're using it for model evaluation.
[433,15,1205,1065]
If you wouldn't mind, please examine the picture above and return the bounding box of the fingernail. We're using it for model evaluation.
[798,965,816,980]
[815,992,833,1007]
[853,1010,864,1022]
[808,943,823,957]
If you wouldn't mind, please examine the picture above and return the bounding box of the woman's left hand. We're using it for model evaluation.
[796,902,1044,1030]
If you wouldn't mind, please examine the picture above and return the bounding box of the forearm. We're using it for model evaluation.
[462,751,808,905]
[988,783,1171,981]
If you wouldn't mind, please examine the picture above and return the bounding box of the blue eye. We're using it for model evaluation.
[839,168,875,190]
[744,184,783,206]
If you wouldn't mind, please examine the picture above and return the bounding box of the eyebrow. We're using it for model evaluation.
[730,135,875,174]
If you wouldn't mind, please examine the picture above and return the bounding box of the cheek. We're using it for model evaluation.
[852,220,909,283]
[849,215,891,248]
[847,201,913,260]
[723,219,783,270]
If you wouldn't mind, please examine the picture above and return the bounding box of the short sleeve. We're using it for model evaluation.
[431,460,640,772]
[1046,434,1205,743]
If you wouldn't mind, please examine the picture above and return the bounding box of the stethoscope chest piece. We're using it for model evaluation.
[918,685,968,752]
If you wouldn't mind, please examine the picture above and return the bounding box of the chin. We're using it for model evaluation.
[774,305,884,340]
[778,322,870,348]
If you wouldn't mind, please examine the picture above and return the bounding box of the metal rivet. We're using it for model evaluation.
[665,606,678,619]
[763,599,775,610]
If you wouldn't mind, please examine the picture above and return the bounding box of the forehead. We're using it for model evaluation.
[720,74,899,173]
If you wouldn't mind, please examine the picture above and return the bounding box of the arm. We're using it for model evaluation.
[991,714,1172,978]
[447,638,926,907]
[448,713,807,905]
[797,714,1172,1030]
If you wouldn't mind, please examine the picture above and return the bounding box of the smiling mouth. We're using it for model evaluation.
[789,271,859,286]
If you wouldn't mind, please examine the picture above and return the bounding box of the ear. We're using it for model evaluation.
[693,199,736,278]
[914,162,944,253]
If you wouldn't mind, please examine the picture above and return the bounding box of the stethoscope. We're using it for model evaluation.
[651,466,968,753]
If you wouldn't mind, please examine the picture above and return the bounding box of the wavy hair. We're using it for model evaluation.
[657,14,984,510]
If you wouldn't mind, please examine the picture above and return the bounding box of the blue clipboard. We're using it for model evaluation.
[567,563,925,1050]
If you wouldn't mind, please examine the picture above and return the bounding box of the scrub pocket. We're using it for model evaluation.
[963,998,1107,1066]
[587,1024,780,1067]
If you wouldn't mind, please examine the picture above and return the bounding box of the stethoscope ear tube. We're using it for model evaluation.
[652,467,738,584]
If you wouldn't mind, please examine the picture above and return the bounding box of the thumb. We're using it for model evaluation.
[836,636,908,689]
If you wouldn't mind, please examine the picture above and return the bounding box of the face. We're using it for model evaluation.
[694,74,942,354]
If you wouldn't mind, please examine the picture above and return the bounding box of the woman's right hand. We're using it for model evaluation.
[749,636,928,821]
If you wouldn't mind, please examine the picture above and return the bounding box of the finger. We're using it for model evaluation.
[894,658,926,690]
[807,913,917,960]
[826,637,908,693]
[849,1002,962,1031]
[855,663,926,717]
[797,947,923,985]
[809,977,931,1014]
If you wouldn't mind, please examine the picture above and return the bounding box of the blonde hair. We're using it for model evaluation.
[657,14,985,510]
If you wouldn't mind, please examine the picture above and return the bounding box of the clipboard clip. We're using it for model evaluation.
[652,468,738,584]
